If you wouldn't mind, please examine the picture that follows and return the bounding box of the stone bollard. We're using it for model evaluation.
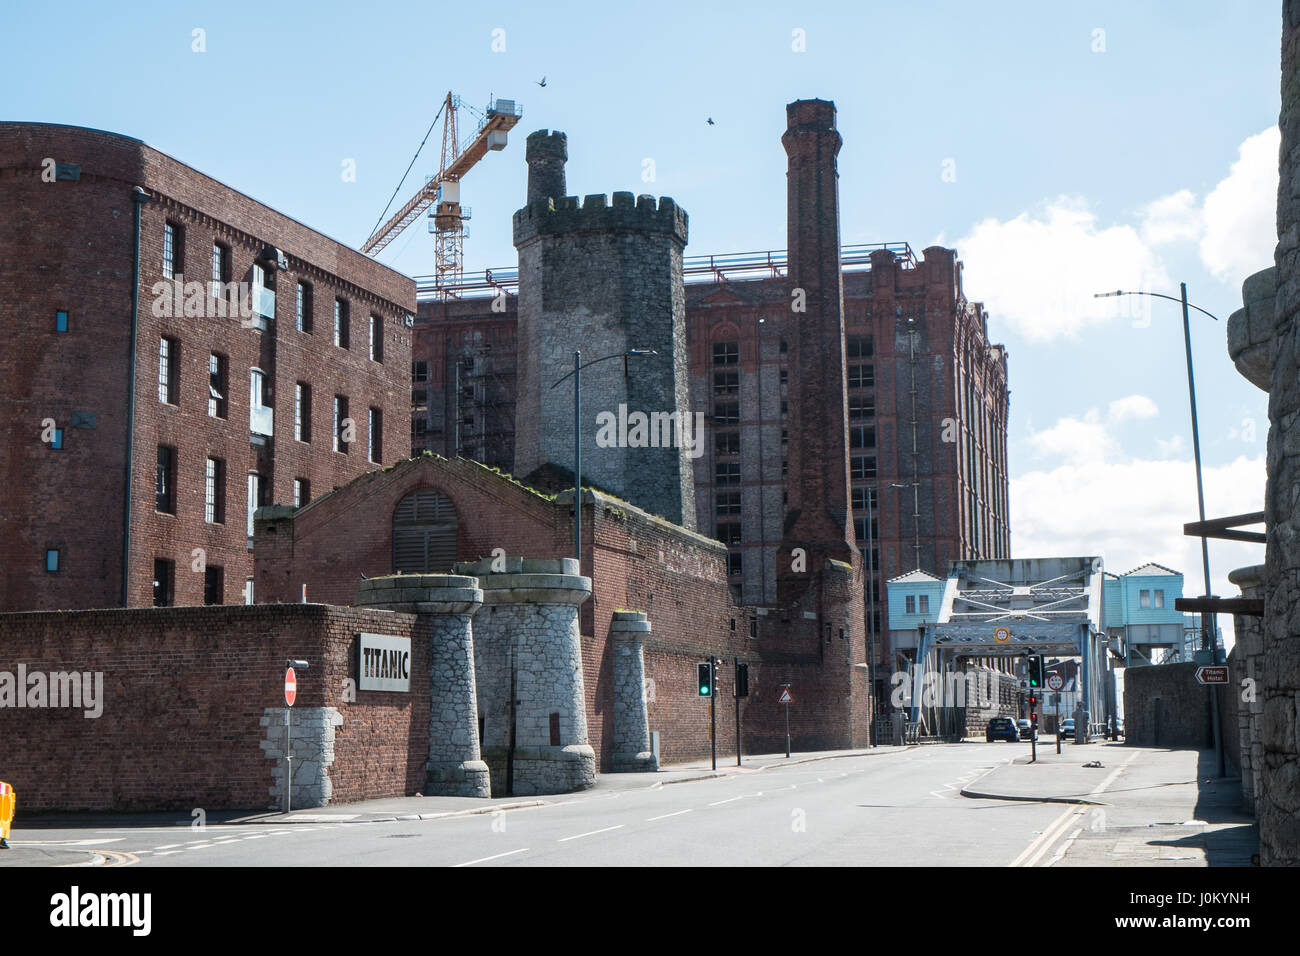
[610,610,658,772]
[455,557,597,795]
[355,574,491,798]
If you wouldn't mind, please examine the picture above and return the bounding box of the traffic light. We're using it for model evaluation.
[735,663,749,698]
[697,661,713,697]
[1028,656,1043,689]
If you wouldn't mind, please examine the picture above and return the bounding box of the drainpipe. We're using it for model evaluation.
[122,186,150,607]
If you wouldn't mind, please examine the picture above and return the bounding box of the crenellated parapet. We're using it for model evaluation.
[512,191,689,248]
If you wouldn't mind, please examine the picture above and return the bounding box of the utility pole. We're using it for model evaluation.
[734,657,742,767]
[710,659,717,771]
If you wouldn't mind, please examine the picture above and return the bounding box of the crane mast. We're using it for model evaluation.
[361,92,522,296]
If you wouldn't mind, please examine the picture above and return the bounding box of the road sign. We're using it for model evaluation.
[285,666,297,706]
[1046,673,1064,691]
[994,627,1010,643]
[1195,665,1229,685]
[778,687,793,704]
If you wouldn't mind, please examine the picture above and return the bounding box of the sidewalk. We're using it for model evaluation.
[960,741,1259,866]
[0,844,104,867]
[220,745,911,825]
[5,745,912,835]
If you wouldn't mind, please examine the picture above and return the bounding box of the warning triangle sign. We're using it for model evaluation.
[778,688,793,704]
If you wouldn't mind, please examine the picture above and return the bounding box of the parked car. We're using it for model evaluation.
[1016,718,1036,741]
[1059,718,1075,739]
[987,717,1019,742]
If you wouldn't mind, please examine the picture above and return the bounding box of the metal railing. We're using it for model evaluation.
[413,241,918,301]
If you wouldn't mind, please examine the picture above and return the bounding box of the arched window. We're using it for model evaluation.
[392,488,458,573]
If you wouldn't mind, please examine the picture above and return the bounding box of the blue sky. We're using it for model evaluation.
[2,1,1280,633]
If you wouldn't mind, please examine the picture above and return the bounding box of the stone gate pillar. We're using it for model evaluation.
[457,557,596,795]
[610,610,658,772]
[355,574,491,798]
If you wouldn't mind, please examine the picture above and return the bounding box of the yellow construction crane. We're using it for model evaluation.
[362,92,522,294]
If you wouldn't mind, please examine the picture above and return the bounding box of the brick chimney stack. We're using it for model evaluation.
[777,98,856,604]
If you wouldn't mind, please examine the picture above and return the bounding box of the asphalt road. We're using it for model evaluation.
[11,744,1087,867]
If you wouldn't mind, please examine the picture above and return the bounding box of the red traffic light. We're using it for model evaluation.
[1030,712,1037,722]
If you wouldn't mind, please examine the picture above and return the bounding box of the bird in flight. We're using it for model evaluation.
[537,76,547,87]
[707,117,715,126]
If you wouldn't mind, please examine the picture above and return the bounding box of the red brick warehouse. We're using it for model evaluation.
[0,123,416,611]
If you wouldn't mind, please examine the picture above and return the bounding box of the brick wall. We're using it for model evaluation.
[0,604,427,812]
[255,454,873,770]
[0,122,415,612]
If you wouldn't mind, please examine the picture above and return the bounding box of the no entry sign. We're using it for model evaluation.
[285,666,297,706]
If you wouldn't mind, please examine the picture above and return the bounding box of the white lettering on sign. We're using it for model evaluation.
[358,634,412,692]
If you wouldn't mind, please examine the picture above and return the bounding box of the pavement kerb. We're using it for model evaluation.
[958,787,1106,806]
[225,748,918,823]
[650,745,918,786]
[231,799,548,826]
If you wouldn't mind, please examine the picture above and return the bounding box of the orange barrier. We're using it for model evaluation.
[0,781,14,846]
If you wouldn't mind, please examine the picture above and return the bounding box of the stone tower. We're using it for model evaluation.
[512,129,696,529]
[776,99,857,604]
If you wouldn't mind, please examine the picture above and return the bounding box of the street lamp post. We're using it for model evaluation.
[1094,285,1224,775]
[549,349,658,563]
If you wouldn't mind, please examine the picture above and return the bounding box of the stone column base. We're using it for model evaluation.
[483,744,596,795]
[610,750,659,773]
[426,759,492,798]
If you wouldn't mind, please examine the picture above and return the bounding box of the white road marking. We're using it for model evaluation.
[453,848,529,867]
[153,844,183,850]
[153,850,182,857]
[1047,827,1084,867]
[646,809,693,822]
[557,825,624,842]
[12,838,124,846]
[708,796,743,806]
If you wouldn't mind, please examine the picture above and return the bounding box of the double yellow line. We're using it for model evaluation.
[1010,749,1143,867]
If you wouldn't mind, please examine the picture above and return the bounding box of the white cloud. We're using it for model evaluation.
[1139,189,1202,245]
[956,128,1279,342]
[1028,411,1114,466]
[1200,126,1280,286]
[1026,396,1159,465]
[1107,394,1159,423]
[956,196,1170,343]
[1011,454,1267,647]
[1154,434,1185,457]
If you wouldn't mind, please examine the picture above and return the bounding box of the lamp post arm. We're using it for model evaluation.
[1095,289,1220,323]
[550,350,657,389]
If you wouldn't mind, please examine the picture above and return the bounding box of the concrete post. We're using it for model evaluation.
[610,610,658,772]
[355,574,491,798]
[456,557,597,795]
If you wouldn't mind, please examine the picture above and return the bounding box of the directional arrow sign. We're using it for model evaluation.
[1046,674,1064,691]
[1195,666,1229,685]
